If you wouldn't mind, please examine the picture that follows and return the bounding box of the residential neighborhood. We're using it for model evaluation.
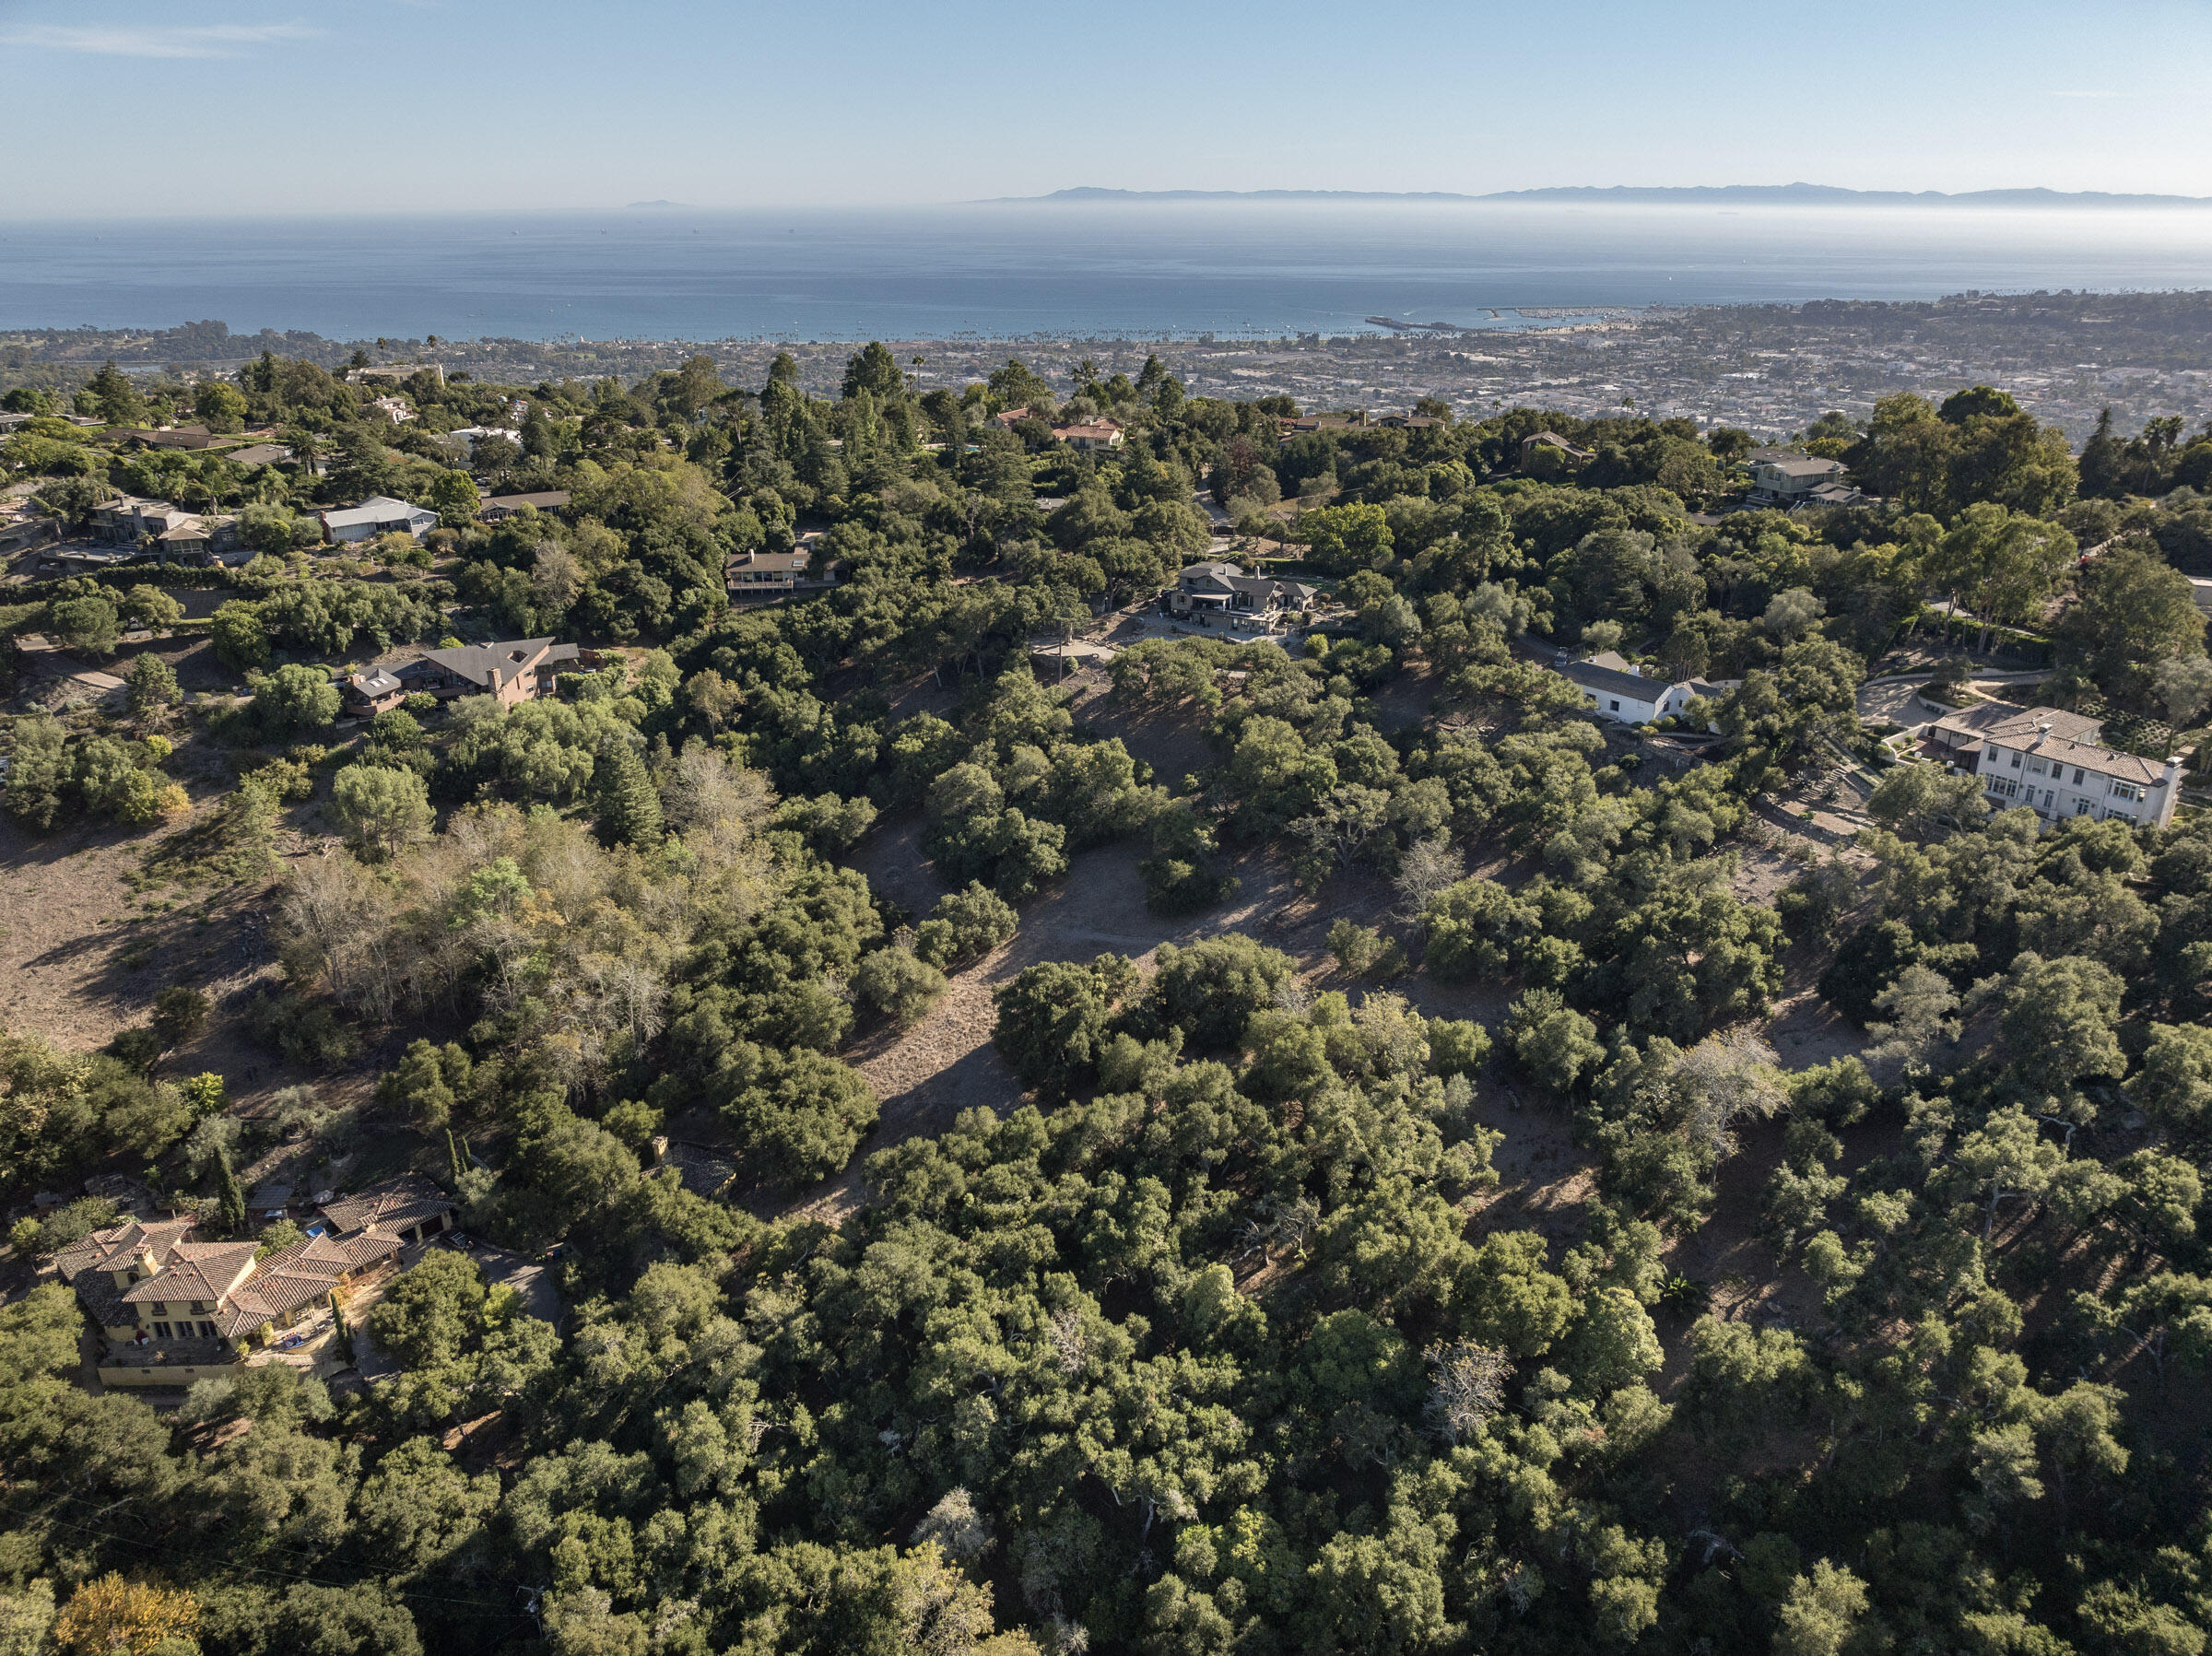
[3,304,2210,1656]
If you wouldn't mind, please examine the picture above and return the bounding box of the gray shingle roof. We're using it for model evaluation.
[1558,659,1666,699]
[415,639,579,687]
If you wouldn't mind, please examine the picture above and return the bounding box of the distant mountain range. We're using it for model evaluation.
[1009,183,2212,208]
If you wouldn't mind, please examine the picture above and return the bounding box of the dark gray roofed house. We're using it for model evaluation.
[1547,651,1736,724]
[1164,561,1317,633]
[116,425,215,451]
[341,667,406,716]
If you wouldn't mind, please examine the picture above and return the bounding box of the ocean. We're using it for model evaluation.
[5,202,2212,344]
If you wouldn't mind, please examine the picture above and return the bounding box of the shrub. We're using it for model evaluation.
[332,764,434,859]
[851,945,947,1028]
[107,1026,164,1074]
[773,792,878,852]
[1327,919,1387,977]
[993,954,1138,1098]
[720,1048,878,1189]
[247,664,340,737]
[911,881,1018,969]
[125,652,181,715]
[1428,1017,1493,1078]
[1503,990,1603,1094]
[246,989,357,1069]
[246,757,315,803]
[11,1196,120,1260]
[210,600,270,670]
[1146,934,1298,1051]
[151,985,211,1047]
[367,708,424,750]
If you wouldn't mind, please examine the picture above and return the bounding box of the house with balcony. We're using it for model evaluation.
[1163,560,1318,631]
[1964,709,2182,828]
[1747,452,1849,504]
[1520,430,1593,472]
[725,534,843,603]
[155,513,241,564]
[90,495,195,545]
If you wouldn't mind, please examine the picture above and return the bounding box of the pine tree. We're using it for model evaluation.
[2077,405,2124,500]
[87,359,146,426]
[216,1149,247,1237]
[595,744,664,850]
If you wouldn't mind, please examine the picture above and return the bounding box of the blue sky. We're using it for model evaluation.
[5,0,2211,216]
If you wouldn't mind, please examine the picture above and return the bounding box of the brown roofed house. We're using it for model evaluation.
[1520,430,1593,471]
[53,1172,460,1387]
[479,490,573,522]
[389,638,592,707]
[318,1173,462,1243]
[1051,419,1124,452]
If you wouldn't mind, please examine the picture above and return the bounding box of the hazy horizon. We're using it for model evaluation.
[2,0,2208,217]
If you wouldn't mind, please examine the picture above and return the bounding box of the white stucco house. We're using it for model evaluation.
[1553,652,1733,724]
[1960,708,2183,829]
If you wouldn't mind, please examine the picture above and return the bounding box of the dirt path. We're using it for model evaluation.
[787,836,1308,1224]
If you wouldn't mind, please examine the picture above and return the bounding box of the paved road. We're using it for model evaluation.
[1859,668,2048,688]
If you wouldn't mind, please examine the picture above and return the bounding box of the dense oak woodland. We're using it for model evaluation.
[4,346,2212,1655]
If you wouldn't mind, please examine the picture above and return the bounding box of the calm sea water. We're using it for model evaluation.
[4,203,2212,343]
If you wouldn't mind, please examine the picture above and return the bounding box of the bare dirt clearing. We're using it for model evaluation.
[0,801,334,1117]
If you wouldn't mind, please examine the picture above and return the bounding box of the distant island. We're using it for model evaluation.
[625,199,687,208]
[1009,182,2212,207]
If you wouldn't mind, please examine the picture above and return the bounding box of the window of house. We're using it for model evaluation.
[153,1321,171,1339]
[2073,768,2085,784]
[2009,752,2021,768]
[1609,699,1620,711]
[199,1321,218,1338]
[2030,759,2045,775]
